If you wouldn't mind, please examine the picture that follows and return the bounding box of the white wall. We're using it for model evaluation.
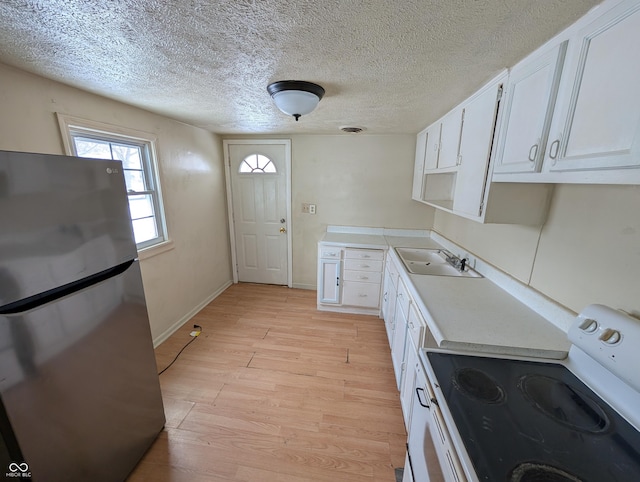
[286,134,435,288]
[434,183,640,318]
[0,62,233,342]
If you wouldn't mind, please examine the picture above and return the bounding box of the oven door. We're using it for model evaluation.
[419,351,470,482]
[407,356,459,482]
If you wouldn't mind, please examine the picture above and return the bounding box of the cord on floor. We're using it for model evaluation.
[158,324,202,375]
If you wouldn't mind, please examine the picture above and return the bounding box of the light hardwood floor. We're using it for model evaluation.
[127,283,406,482]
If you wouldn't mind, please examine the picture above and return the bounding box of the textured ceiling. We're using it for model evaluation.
[0,0,602,135]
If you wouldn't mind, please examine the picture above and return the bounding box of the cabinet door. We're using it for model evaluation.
[391,303,408,390]
[318,258,341,304]
[424,123,441,171]
[400,343,418,431]
[412,129,428,201]
[493,41,567,173]
[381,268,397,348]
[546,1,640,172]
[453,78,503,218]
[438,107,463,169]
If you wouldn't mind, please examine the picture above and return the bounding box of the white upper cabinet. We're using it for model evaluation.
[424,123,441,171]
[546,1,640,175]
[411,69,552,225]
[437,108,464,169]
[493,42,567,174]
[411,129,428,201]
[452,76,504,218]
[493,0,640,184]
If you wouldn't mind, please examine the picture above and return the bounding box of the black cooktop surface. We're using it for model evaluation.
[427,352,640,482]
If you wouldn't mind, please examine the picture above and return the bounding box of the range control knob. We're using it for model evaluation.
[578,318,599,333]
[599,328,622,345]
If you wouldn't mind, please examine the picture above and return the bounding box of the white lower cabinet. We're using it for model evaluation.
[391,281,409,390]
[381,257,399,348]
[317,244,384,314]
[317,247,342,304]
[400,336,419,432]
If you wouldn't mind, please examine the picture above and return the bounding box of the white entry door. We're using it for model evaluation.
[224,140,291,286]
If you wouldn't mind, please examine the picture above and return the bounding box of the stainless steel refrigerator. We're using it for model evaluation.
[0,150,165,481]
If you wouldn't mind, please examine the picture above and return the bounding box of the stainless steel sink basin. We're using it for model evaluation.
[394,247,482,278]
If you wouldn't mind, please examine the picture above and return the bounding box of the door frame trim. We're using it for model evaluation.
[223,139,292,287]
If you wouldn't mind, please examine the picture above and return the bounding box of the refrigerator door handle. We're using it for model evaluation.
[0,260,134,315]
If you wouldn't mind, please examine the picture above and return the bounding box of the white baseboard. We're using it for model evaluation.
[152,280,233,347]
[292,282,316,290]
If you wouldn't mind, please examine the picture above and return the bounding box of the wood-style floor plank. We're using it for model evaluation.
[127,283,406,482]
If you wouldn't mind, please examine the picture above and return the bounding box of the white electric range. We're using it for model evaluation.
[416,304,640,482]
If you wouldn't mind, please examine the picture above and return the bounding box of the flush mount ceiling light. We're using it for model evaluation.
[267,80,325,121]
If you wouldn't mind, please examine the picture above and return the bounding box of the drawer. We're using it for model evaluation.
[344,248,384,261]
[342,280,381,308]
[395,277,410,317]
[344,258,383,272]
[407,303,425,350]
[319,247,342,259]
[342,269,383,284]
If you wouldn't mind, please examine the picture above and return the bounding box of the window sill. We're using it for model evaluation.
[138,240,175,260]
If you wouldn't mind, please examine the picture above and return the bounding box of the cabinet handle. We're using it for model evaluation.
[528,143,539,162]
[416,387,429,408]
[549,139,560,160]
[336,277,340,286]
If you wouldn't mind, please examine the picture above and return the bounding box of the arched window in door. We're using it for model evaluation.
[239,154,277,173]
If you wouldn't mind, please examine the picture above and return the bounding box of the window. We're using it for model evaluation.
[57,114,167,250]
[239,154,277,173]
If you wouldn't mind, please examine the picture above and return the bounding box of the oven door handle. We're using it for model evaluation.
[416,387,435,408]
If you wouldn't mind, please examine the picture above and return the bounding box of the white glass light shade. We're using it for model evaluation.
[267,80,325,121]
[271,90,320,117]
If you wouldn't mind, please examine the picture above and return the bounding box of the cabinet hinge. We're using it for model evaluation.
[496,84,504,101]
[479,202,484,216]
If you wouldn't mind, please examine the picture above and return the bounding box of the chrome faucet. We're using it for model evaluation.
[440,250,468,272]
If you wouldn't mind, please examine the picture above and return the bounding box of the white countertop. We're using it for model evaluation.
[319,229,571,359]
[405,268,570,359]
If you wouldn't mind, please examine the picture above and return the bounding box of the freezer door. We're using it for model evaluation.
[0,260,164,482]
[0,150,137,306]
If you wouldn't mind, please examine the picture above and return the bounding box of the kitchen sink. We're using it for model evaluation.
[394,247,482,278]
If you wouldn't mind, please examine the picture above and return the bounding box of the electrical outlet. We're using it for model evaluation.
[309,204,316,214]
[302,203,310,213]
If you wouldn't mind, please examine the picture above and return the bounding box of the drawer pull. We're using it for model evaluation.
[358,294,368,297]
[358,276,369,280]
[359,264,370,268]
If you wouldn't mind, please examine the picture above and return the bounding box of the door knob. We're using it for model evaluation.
[279,227,286,233]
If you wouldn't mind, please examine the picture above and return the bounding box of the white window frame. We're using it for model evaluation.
[57,113,169,253]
